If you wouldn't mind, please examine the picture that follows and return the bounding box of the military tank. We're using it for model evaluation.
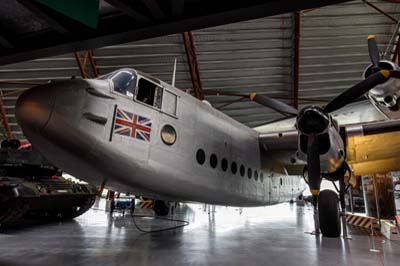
[0,140,97,226]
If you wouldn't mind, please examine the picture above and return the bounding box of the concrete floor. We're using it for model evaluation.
[0,201,399,266]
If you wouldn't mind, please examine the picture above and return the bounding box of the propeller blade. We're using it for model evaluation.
[307,134,321,196]
[390,70,400,79]
[250,93,298,116]
[323,70,390,113]
[368,35,380,68]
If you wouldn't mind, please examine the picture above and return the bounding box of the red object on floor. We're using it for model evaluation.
[18,142,31,149]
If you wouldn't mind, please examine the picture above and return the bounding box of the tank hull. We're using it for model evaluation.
[0,148,97,226]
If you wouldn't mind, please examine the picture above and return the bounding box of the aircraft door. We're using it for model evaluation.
[147,85,183,174]
[118,75,161,162]
[259,173,268,202]
[269,174,280,204]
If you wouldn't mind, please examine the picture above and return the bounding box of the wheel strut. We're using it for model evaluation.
[339,177,351,239]
[313,195,320,235]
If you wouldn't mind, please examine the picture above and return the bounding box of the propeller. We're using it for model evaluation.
[307,134,321,203]
[242,35,400,204]
[323,69,391,113]
[248,69,398,116]
[325,69,400,113]
[368,35,380,70]
[245,35,398,116]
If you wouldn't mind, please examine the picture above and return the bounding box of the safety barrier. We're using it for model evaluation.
[139,200,154,209]
[346,213,377,228]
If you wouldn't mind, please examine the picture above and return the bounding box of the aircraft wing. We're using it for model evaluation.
[258,119,400,176]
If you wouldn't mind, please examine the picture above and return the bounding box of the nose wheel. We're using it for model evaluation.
[318,190,341,237]
[306,162,352,238]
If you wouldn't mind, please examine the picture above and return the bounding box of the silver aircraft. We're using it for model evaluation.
[15,36,400,238]
[16,69,305,207]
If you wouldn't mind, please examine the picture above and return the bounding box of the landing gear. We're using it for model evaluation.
[305,161,352,238]
[318,190,341,237]
[153,200,170,216]
[316,163,351,238]
[338,176,351,239]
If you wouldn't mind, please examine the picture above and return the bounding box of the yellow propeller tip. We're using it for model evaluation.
[310,189,320,196]
[380,69,390,78]
[249,92,257,101]
[368,35,376,40]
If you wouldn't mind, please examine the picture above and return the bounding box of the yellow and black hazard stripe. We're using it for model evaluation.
[346,213,377,228]
[140,200,154,209]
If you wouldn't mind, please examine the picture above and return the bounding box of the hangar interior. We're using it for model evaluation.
[2,0,400,136]
[1,1,400,266]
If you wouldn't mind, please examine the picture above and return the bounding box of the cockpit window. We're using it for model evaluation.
[110,71,136,97]
[98,69,137,97]
[136,78,163,109]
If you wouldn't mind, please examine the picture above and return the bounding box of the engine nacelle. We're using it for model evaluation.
[296,107,345,174]
[363,60,400,109]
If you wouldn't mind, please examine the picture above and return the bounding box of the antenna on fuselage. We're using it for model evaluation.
[171,58,177,87]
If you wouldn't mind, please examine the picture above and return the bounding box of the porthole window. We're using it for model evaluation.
[247,168,252,179]
[221,158,228,171]
[240,165,245,177]
[254,170,258,181]
[260,172,264,182]
[231,162,237,174]
[196,149,206,165]
[160,124,176,145]
[210,154,218,168]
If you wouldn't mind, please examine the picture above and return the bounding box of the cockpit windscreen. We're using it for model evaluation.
[99,68,137,97]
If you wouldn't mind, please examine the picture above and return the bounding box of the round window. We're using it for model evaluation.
[210,154,218,168]
[221,158,228,171]
[254,170,258,181]
[247,168,252,179]
[240,165,245,177]
[231,162,237,174]
[161,124,176,145]
[260,172,264,182]
[196,149,206,165]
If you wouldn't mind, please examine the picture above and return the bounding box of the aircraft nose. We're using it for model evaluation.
[16,83,56,131]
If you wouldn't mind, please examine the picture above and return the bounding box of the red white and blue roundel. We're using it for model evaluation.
[113,108,152,142]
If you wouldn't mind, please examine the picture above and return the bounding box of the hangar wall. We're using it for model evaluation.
[0,0,399,141]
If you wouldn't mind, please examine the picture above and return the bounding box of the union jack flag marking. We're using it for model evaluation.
[113,108,152,142]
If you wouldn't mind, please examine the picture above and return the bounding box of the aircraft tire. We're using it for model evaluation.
[318,189,341,238]
[153,200,169,216]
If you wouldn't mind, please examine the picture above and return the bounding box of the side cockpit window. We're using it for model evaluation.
[163,90,177,116]
[137,78,163,109]
[111,71,136,97]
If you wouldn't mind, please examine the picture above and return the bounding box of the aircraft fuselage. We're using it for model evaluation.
[16,69,305,207]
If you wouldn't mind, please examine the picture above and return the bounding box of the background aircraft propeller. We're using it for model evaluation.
[367,35,380,71]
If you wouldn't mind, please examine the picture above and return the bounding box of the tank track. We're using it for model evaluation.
[0,195,97,226]
[0,199,29,225]
[55,195,97,219]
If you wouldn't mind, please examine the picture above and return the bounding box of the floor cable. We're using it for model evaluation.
[131,214,189,233]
